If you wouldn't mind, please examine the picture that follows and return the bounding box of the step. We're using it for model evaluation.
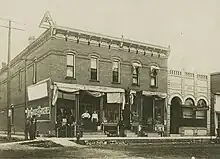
[170,134,181,137]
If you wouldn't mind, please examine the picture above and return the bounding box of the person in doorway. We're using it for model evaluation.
[91,111,99,131]
[25,117,32,140]
[32,115,37,139]
[81,110,91,131]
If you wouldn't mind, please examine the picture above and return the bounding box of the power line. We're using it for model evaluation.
[0,17,26,26]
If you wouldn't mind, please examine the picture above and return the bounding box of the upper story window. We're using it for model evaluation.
[150,66,159,87]
[112,59,120,83]
[196,99,207,119]
[18,69,22,91]
[90,56,99,81]
[66,53,75,78]
[132,62,141,85]
[32,59,37,84]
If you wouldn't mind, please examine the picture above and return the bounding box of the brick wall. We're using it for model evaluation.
[0,36,168,133]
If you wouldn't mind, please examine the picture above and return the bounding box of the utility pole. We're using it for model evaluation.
[0,18,25,140]
[6,20,12,140]
[24,58,28,140]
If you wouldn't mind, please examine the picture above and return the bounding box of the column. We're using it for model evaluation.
[100,95,104,122]
[74,93,79,136]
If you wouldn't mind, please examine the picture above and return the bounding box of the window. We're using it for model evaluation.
[112,60,120,83]
[91,57,98,81]
[18,69,22,91]
[32,60,37,84]
[150,66,159,87]
[132,62,141,85]
[66,53,75,78]
[196,99,207,119]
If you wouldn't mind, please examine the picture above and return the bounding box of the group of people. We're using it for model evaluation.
[81,110,99,131]
[25,115,37,140]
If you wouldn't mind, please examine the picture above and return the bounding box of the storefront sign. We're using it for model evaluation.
[142,91,167,98]
[32,106,50,117]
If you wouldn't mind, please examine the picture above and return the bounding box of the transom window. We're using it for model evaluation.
[112,60,120,83]
[66,53,75,78]
[91,56,98,81]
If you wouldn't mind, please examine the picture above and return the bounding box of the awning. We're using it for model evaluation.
[52,82,125,106]
[54,82,125,93]
[142,91,167,98]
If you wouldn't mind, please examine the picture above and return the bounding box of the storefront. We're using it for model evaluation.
[52,82,125,137]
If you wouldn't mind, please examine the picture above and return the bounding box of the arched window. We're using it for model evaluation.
[112,58,120,83]
[197,99,206,107]
[183,98,194,119]
[66,52,76,78]
[185,98,194,106]
[196,99,207,119]
[132,62,141,85]
[150,65,159,87]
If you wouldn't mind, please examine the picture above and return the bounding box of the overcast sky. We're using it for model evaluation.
[0,0,219,74]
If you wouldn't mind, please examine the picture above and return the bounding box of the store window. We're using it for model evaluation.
[150,66,159,87]
[112,60,120,83]
[91,56,99,81]
[196,99,207,119]
[132,62,141,85]
[66,53,75,78]
[182,98,194,118]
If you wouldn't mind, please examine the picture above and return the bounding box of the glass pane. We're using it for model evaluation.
[133,77,138,84]
[67,54,74,66]
[113,71,119,82]
[91,58,97,69]
[151,77,156,86]
[185,98,194,106]
[183,108,193,118]
[198,99,206,107]
[91,68,97,80]
[112,61,118,69]
[196,111,205,119]
[67,66,73,77]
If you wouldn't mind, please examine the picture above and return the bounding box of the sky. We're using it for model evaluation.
[0,0,220,74]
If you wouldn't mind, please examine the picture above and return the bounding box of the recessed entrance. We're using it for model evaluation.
[170,97,182,134]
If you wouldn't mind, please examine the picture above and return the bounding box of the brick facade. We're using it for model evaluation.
[0,27,169,134]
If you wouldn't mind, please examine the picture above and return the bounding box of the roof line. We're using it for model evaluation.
[54,24,170,51]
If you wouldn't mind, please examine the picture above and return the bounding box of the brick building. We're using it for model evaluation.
[0,13,170,137]
[210,73,220,136]
[167,69,210,136]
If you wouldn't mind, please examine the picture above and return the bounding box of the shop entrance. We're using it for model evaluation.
[170,97,182,134]
[79,91,101,132]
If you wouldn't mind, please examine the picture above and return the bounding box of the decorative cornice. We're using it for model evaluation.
[51,26,170,58]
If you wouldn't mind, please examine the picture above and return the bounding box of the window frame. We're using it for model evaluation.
[18,68,22,91]
[150,66,159,88]
[90,56,99,81]
[182,98,195,119]
[32,60,37,84]
[132,62,141,85]
[112,59,120,83]
[66,52,76,78]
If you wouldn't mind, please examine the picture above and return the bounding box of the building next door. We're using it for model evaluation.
[170,97,182,134]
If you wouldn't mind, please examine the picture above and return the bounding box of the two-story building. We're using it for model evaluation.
[0,12,170,137]
[167,69,210,136]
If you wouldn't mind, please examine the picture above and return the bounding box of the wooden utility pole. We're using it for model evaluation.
[0,18,25,140]
[6,20,12,140]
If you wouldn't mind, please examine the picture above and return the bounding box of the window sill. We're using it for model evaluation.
[132,83,140,87]
[150,85,158,89]
[89,79,100,83]
[111,82,121,85]
[65,76,76,80]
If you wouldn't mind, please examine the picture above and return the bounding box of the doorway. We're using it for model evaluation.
[170,97,182,134]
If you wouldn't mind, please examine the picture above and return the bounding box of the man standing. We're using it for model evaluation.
[91,111,99,131]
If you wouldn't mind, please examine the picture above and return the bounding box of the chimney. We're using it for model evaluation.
[1,62,7,69]
[28,36,36,44]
